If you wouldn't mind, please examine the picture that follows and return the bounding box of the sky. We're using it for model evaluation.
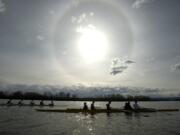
[0,0,180,89]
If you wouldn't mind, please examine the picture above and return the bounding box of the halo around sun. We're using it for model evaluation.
[53,0,133,81]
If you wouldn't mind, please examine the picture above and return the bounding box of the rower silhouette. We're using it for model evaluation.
[18,99,23,106]
[124,101,132,110]
[91,101,95,110]
[7,99,12,105]
[40,100,44,106]
[83,102,88,111]
[106,101,111,110]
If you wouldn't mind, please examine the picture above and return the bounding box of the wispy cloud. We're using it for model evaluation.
[71,12,94,24]
[0,0,6,13]
[110,58,135,75]
[132,0,154,9]
[125,60,135,64]
[76,24,96,34]
[0,84,179,98]
[171,63,180,71]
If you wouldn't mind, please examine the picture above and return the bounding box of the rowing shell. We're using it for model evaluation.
[36,108,179,113]
[0,104,54,107]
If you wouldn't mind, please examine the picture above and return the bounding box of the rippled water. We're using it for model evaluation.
[0,100,180,135]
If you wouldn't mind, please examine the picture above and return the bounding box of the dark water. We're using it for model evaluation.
[0,100,180,135]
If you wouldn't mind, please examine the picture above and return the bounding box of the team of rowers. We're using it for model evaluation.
[83,101,140,111]
[6,99,140,110]
[6,99,54,106]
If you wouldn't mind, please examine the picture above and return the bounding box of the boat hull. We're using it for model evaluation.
[36,108,179,113]
[0,104,54,107]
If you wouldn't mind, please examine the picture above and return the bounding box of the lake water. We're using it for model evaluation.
[0,100,180,135]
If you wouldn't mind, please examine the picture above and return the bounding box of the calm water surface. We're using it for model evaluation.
[0,100,180,135]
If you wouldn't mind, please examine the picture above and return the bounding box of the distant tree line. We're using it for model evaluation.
[0,91,76,100]
[0,90,154,101]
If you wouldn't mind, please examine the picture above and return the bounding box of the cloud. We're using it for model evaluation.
[71,13,87,24]
[76,24,96,34]
[132,0,153,9]
[110,58,135,75]
[1,84,179,98]
[0,0,6,13]
[125,60,135,64]
[71,12,94,24]
[112,66,128,71]
[171,63,180,71]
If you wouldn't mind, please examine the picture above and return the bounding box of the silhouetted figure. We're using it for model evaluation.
[7,99,12,105]
[124,101,132,110]
[18,99,23,106]
[83,102,88,111]
[30,100,35,106]
[133,100,140,109]
[40,100,44,106]
[49,100,54,106]
[106,101,111,110]
[91,101,95,110]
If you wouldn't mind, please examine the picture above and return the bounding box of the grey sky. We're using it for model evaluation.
[0,0,180,89]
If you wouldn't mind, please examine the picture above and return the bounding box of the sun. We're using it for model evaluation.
[77,25,108,62]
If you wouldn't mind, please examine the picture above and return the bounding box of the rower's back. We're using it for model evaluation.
[106,101,111,110]
[91,101,95,110]
[124,101,132,110]
[83,102,88,111]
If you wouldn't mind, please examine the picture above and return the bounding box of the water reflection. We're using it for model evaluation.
[73,114,97,135]
[0,100,180,135]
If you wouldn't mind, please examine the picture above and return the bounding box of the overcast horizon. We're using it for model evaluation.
[0,0,180,90]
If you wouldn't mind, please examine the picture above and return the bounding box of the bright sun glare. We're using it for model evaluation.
[77,25,108,62]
